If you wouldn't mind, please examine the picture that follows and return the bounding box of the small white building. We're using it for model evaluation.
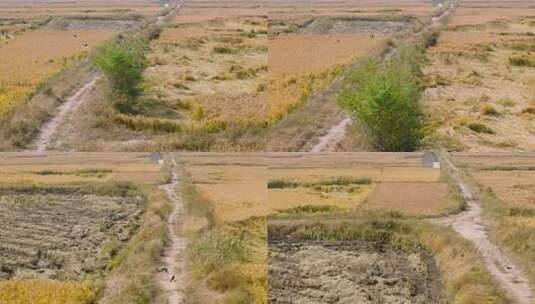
[150,152,164,165]
[422,151,440,169]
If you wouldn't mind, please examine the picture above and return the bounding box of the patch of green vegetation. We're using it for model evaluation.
[267,177,372,189]
[92,36,148,113]
[509,208,535,217]
[278,205,343,214]
[338,46,425,151]
[212,45,237,54]
[508,55,535,67]
[467,122,494,134]
[0,182,143,198]
[33,168,112,178]
[481,104,500,116]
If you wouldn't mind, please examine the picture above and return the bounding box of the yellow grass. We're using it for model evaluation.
[267,33,386,120]
[0,280,96,304]
[362,182,453,216]
[0,153,164,184]
[183,160,267,222]
[268,33,386,75]
[269,185,372,211]
[270,167,440,183]
[0,29,115,115]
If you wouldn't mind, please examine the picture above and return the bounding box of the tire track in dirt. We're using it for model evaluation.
[156,156,186,304]
[431,152,533,304]
[33,73,100,152]
[309,0,456,153]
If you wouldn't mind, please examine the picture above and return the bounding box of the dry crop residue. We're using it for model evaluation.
[268,240,441,304]
[0,189,144,280]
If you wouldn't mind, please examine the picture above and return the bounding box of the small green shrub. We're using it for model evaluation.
[468,122,494,134]
[114,114,182,133]
[92,36,148,113]
[267,179,298,189]
[212,46,237,54]
[337,46,425,151]
[481,104,500,116]
[509,56,535,67]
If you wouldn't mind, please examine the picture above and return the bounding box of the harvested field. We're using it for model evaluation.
[268,153,461,218]
[363,182,453,216]
[54,10,268,152]
[269,241,438,303]
[0,187,144,280]
[0,29,115,115]
[180,153,267,222]
[0,152,169,304]
[422,7,535,152]
[268,218,508,304]
[268,33,386,75]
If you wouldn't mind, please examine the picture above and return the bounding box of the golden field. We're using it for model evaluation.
[0,280,95,304]
[0,29,115,115]
[268,153,458,217]
[267,33,386,121]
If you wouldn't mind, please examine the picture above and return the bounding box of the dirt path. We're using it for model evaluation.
[431,153,533,304]
[308,0,456,153]
[156,156,186,304]
[310,116,352,152]
[33,73,100,152]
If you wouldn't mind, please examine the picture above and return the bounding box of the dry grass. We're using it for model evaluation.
[267,33,385,121]
[268,33,386,75]
[0,29,115,115]
[452,153,535,291]
[362,182,454,216]
[180,153,267,303]
[267,153,463,217]
[0,280,96,304]
[422,17,535,152]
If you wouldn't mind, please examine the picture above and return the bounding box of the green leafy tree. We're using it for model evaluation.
[92,37,148,113]
[338,47,425,151]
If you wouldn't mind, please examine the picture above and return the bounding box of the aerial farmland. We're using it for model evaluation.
[0,0,534,303]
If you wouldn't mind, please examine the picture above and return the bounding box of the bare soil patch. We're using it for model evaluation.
[0,186,144,281]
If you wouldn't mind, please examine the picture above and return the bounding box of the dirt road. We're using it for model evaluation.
[432,153,533,304]
[156,156,186,304]
[33,74,100,152]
